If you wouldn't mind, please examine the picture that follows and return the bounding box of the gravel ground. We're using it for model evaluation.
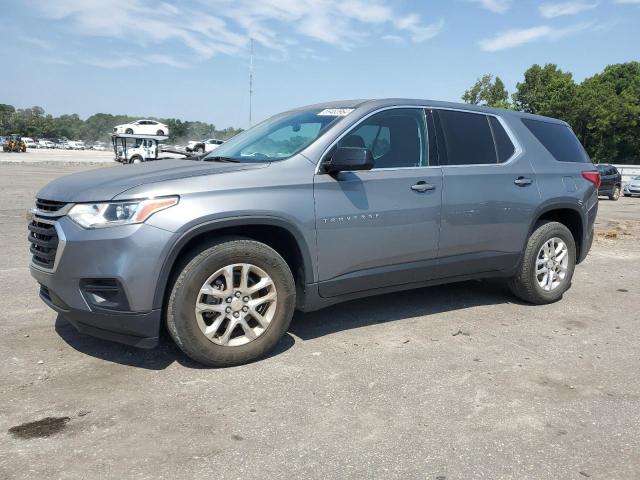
[1,162,639,480]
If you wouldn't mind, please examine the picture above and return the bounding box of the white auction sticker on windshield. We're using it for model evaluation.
[318,108,354,116]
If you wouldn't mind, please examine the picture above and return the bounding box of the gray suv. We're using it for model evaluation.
[29,99,600,366]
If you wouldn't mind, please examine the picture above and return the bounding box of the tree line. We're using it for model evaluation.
[462,62,640,165]
[0,104,243,144]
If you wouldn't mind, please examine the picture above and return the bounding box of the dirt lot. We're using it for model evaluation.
[1,162,639,480]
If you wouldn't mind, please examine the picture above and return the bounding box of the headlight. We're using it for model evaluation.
[68,197,178,229]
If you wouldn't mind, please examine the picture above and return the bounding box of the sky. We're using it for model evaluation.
[1,0,638,128]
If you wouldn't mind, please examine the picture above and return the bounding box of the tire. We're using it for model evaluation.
[509,221,576,305]
[166,238,296,367]
[624,194,631,198]
[195,146,204,153]
[156,130,164,136]
[125,128,134,134]
[129,155,143,164]
[609,186,620,201]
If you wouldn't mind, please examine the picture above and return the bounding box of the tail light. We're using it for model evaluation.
[581,170,601,188]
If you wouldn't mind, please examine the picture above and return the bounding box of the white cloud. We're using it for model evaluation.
[382,34,405,43]
[20,36,54,50]
[86,54,187,69]
[539,2,598,17]
[470,0,512,14]
[479,22,592,51]
[28,0,444,67]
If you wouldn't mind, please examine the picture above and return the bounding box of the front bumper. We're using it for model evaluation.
[623,185,640,195]
[30,217,176,348]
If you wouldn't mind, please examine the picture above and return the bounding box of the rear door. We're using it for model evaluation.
[314,107,443,297]
[435,109,541,275]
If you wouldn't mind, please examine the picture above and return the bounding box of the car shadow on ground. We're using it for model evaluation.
[289,278,519,340]
[55,278,521,370]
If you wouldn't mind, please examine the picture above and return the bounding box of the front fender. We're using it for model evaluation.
[151,215,315,309]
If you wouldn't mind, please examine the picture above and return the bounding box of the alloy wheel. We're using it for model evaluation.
[195,263,277,346]
[536,237,569,291]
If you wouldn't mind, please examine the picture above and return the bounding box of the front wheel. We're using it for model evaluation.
[156,130,165,136]
[166,239,296,367]
[609,186,620,201]
[509,221,576,304]
[125,128,134,134]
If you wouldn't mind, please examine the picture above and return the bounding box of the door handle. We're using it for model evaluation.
[411,181,436,192]
[514,177,533,187]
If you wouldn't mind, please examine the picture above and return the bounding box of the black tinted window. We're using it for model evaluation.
[522,119,590,163]
[489,116,515,163]
[438,110,497,165]
[339,108,427,168]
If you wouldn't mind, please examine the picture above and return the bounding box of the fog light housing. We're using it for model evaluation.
[80,279,130,312]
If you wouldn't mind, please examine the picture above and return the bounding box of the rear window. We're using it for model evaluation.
[522,118,590,163]
[437,110,497,165]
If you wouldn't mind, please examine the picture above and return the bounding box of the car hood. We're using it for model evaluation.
[37,159,269,203]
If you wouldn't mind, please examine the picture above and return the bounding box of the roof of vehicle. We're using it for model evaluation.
[290,98,568,125]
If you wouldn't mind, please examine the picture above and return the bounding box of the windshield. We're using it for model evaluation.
[203,108,352,163]
[633,176,640,181]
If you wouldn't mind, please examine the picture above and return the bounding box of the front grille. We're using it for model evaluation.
[35,198,67,213]
[28,218,59,269]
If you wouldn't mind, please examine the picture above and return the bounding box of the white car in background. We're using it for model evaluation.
[186,138,224,153]
[113,119,169,136]
[22,137,37,149]
[67,140,85,150]
[623,176,640,197]
[91,142,107,151]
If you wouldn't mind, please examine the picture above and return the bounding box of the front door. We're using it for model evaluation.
[314,108,443,297]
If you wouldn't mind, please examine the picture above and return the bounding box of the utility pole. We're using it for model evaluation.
[249,38,254,127]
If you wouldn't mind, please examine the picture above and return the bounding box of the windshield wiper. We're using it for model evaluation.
[204,156,240,163]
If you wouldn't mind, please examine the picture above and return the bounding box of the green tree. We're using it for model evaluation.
[462,74,511,108]
[574,62,640,164]
[512,64,577,122]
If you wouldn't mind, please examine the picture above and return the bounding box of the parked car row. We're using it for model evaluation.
[16,138,111,150]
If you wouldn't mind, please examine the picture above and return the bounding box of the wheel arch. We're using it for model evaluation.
[153,216,314,310]
[529,202,587,263]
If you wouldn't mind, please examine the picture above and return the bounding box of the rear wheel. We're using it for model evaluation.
[129,155,143,164]
[125,128,134,134]
[156,130,165,136]
[509,221,576,304]
[195,146,204,153]
[609,185,620,201]
[166,239,296,367]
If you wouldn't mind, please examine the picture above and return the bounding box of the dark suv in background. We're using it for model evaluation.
[596,164,622,200]
[29,99,600,367]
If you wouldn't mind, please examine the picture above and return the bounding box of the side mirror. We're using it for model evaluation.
[325,147,374,173]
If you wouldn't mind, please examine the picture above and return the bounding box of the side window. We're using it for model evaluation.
[437,110,497,165]
[337,108,427,168]
[522,118,590,163]
[489,116,515,163]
